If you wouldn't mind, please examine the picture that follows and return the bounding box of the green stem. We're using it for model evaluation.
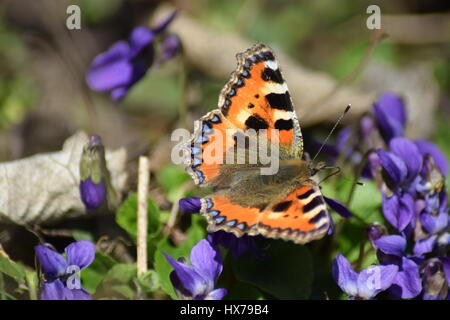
[26,272,38,300]
[0,272,5,300]
[346,149,375,207]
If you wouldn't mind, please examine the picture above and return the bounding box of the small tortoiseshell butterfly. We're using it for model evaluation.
[186,43,331,244]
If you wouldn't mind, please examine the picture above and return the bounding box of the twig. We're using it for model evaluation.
[137,156,150,277]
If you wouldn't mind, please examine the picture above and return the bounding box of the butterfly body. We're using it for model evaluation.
[185,43,331,244]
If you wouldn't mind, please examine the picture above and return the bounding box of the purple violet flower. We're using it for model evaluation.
[207,230,262,259]
[377,137,423,231]
[164,239,227,300]
[86,10,179,100]
[179,197,201,213]
[370,234,423,298]
[324,196,352,218]
[332,254,398,300]
[35,241,95,300]
[79,135,108,211]
[373,92,407,144]
[415,140,448,176]
[80,178,106,210]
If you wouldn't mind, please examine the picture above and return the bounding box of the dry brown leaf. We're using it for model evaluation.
[0,131,128,225]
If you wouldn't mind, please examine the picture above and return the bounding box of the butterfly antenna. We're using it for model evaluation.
[319,166,365,185]
[311,104,351,163]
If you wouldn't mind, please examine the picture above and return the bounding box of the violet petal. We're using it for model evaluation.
[324,196,352,218]
[35,245,68,279]
[377,149,407,188]
[189,239,222,284]
[86,43,133,92]
[65,240,96,270]
[357,264,398,299]
[373,92,406,143]
[40,280,71,300]
[389,138,422,183]
[415,140,448,176]
[164,253,208,298]
[332,254,358,297]
[413,235,438,256]
[373,235,406,257]
[179,197,202,213]
[205,288,227,300]
[390,257,422,299]
[80,178,107,210]
[152,10,178,34]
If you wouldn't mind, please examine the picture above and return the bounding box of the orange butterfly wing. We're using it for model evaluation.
[186,43,302,186]
[257,183,330,244]
[200,182,330,243]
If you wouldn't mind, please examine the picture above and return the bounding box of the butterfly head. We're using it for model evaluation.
[309,161,327,177]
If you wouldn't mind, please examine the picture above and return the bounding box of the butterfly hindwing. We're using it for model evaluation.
[257,181,330,244]
[200,196,260,237]
[199,180,330,243]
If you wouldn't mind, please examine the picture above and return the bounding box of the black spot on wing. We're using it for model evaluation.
[303,196,324,213]
[274,119,293,130]
[260,52,275,61]
[309,210,327,224]
[272,201,293,212]
[261,68,284,84]
[297,188,315,200]
[245,115,269,130]
[265,92,293,111]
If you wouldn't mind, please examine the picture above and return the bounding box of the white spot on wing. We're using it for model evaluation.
[267,212,284,220]
[237,110,250,124]
[273,110,293,121]
[264,60,278,70]
[262,82,289,95]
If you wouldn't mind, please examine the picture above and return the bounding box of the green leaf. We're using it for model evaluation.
[349,180,383,224]
[154,214,206,299]
[95,264,137,299]
[116,193,161,241]
[137,270,160,293]
[25,271,39,300]
[0,253,26,285]
[231,240,313,299]
[156,165,191,202]
[81,252,117,294]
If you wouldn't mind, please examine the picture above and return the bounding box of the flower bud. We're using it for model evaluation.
[160,34,181,62]
[421,258,448,300]
[79,135,113,210]
[367,222,387,242]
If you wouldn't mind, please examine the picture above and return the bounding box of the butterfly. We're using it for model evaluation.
[185,43,331,244]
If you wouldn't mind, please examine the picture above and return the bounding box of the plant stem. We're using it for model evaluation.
[137,156,150,277]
